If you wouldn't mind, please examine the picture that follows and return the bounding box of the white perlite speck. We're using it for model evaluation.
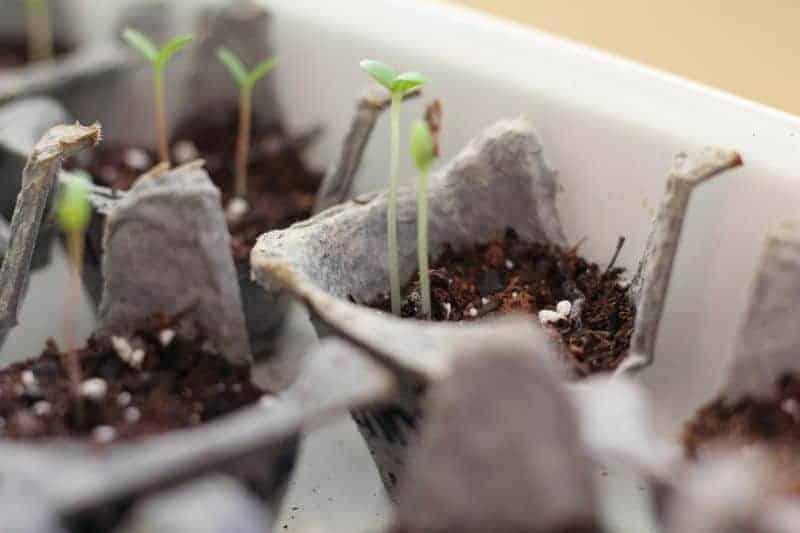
[443,302,452,320]
[123,147,152,170]
[468,307,478,318]
[538,309,563,325]
[80,378,108,401]
[782,399,800,419]
[21,370,37,391]
[505,259,514,270]
[616,279,631,290]
[158,329,176,347]
[540,300,573,326]
[172,140,199,163]
[111,336,146,369]
[556,300,572,316]
[117,391,132,406]
[124,406,141,423]
[33,401,51,416]
[93,425,117,443]
[226,197,250,220]
[258,395,276,409]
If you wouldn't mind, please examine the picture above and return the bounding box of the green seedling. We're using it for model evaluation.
[217,47,278,198]
[24,0,53,62]
[56,171,92,390]
[122,28,193,165]
[360,59,428,315]
[410,120,437,319]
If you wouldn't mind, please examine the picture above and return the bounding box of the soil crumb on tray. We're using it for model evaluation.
[0,37,73,70]
[684,374,800,459]
[368,228,635,375]
[0,314,264,444]
[67,109,323,261]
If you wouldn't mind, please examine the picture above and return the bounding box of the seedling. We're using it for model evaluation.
[410,120,437,319]
[56,171,91,389]
[122,28,193,165]
[217,47,278,198]
[24,0,53,62]
[360,59,428,315]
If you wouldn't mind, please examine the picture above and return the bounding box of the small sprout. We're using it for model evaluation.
[360,59,429,315]
[410,119,437,319]
[56,171,92,390]
[122,28,194,165]
[217,47,278,198]
[24,0,52,62]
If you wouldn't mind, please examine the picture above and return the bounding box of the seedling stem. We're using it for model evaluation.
[410,120,437,319]
[57,172,92,391]
[388,91,402,313]
[25,0,53,63]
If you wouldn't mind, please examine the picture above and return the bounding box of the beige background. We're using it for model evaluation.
[439,1,799,116]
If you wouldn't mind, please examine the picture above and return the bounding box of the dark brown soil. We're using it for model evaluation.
[0,37,72,70]
[0,314,264,444]
[67,109,323,262]
[368,228,635,376]
[683,374,800,459]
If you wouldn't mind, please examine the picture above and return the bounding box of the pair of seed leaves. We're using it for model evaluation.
[360,60,436,171]
[122,28,277,89]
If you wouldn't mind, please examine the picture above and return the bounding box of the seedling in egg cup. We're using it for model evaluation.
[217,47,278,200]
[122,28,193,166]
[360,59,428,315]
[251,114,742,491]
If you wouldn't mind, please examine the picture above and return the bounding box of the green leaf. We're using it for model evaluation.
[217,47,249,86]
[56,171,92,235]
[155,34,193,70]
[122,27,159,63]
[392,71,428,95]
[247,56,278,86]
[410,120,436,171]
[359,59,397,90]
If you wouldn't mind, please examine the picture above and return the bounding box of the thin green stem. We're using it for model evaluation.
[235,86,252,198]
[64,229,83,390]
[417,165,430,319]
[388,91,402,315]
[26,0,53,63]
[154,69,169,165]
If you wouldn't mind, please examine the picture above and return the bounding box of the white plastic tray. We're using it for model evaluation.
[5,0,800,530]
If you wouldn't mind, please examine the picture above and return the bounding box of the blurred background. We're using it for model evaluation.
[440,0,800,115]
